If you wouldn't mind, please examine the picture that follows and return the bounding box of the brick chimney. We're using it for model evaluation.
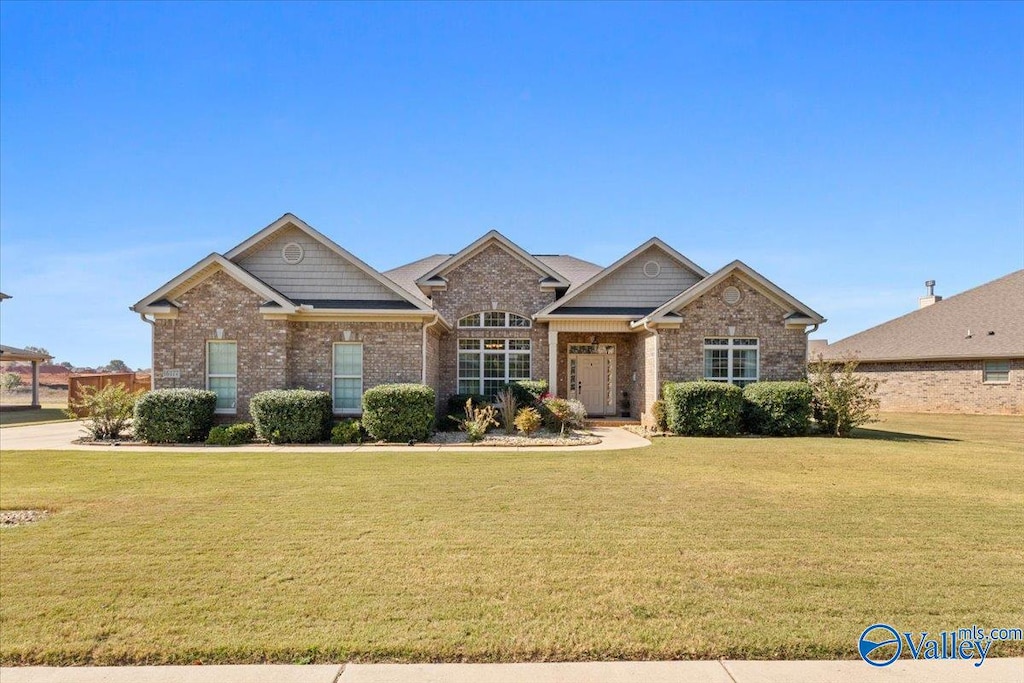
[919,280,942,308]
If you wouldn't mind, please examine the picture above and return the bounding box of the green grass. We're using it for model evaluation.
[1,413,1021,665]
[0,406,74,428]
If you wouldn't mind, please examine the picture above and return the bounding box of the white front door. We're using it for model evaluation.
[577,355,607,416]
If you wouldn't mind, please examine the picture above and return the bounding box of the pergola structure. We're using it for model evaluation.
[0,292,54,409]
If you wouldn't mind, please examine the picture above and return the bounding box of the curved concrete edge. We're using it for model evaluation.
[0,422,650,453]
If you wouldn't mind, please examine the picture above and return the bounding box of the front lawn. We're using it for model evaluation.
[1,413,1021,664]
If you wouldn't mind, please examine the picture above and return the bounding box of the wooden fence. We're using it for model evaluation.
[67,373,151,416]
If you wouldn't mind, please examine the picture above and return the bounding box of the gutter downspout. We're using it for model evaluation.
[422,313,442,385]
[138,312,156,390]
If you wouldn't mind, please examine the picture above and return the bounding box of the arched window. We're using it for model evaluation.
[457,311,531,328]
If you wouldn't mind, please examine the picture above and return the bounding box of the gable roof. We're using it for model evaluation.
[641,260,825,326]
[821,270,1024,362]
[131,253,297,314]
[413,230,571,290]
[224,213,433,312]
[536,237,709,316]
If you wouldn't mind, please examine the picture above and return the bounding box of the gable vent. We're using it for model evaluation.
[282,242,304,264]
[643,261,661,278]
[723,286,742,305]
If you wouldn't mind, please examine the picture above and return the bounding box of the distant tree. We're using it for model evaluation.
[59,361,74,370]
[1,372,22,391]
[22,346,50,357]
[104,359,130,373]
[807,354,880,437]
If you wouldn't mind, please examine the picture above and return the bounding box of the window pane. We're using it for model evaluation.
[208,377,237,411]
[483,312,506,327]
[458,338,481,350]
[705,349,729,379]
[208,342,236,375]
[333,344,362,376]
[508,353,530,379]
[483,353,505,378]
[458,314,480,328]
[734,338,758,346]
[333,378,361,412]
[984,361,1010,382]
[704,338,729,346]
[508,314,531,327]
[458,379,480,395]
[733,349,758,379]
[509,339,531,351]
[483,379,505,398]
[484,339,506,350]
[458,352,481,377]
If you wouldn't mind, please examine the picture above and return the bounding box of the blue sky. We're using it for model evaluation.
[1,2,1021,369]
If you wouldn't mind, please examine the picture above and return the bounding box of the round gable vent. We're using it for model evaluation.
[723,286,742,305]
[282,242,304,264]
[643,260,661,278]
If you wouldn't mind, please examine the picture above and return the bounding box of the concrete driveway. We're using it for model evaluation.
[0,421,649,453]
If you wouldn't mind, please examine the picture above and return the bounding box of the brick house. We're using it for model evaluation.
[131,214,824,424]
[814,271,1023,415]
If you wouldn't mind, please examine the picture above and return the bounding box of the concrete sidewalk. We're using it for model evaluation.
[1,660,1021,682]
[0,421,648,453]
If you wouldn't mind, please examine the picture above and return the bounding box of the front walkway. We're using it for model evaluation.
[0,421,649,453]
[1,659,1019,682]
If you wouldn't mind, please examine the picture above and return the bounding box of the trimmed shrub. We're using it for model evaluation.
[362,383,435,443]
[331,419,363,445]
[662,381,743,436]
[250,389,332,444]
[503,380,548,405]
[206,422,257,446]
[651,399,668,432]
[742,381,813,436]
[134,388,217,443]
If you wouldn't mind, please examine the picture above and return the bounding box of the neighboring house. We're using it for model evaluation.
[0,292,54,410]
[131,214,824,424]
[815,271,1024,415]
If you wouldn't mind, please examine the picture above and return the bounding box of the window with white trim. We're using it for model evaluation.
[983,360,1010,384]
[333,343,363,413]
[207,341,237,414]
[704,337,759,387]
[457,338,531,396]
[457,311,531,328]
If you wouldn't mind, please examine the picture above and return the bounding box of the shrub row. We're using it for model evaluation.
[134,389,217,443]
[661,380,812,437]
[361,383,435,443]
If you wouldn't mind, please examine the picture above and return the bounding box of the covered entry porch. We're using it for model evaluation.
[544,320,655,420]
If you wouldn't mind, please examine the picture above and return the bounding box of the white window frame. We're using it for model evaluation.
[206,340,238,415]
[332,342,364,414]
[982,360,1010,384]
[457,311,532,329]
[703,337,759,387]
[457,338,532,396]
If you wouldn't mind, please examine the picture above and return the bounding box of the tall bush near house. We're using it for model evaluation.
[662,381,743,436]
[503,380,548,405]
[133,388,217,443]
[67,383,142,440]
[808,355,880,437]
[250,389,332,444]
[362,383,435,443]
[542,397,588,435]
[451,398,499,442]
[494,388,519,435]
[742,381,813,436]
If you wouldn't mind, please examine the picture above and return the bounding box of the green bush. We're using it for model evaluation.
[69,383,142,440]
[542,397,587,435]
[662,381,743,436]
[0,372,22,391]
[651,399,668,432]
[331,419,363,445]
[133,388,217,443]
[250,389,332,444]
[362,383,435,443]
[206,422,257,446]
[742,381,813,436]
[503,380,548,404]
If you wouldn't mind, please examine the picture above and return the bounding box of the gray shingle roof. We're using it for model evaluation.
[292,299,419,310]
[821,270,1024,361]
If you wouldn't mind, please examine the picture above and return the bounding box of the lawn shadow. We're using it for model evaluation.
[851,427,959,443]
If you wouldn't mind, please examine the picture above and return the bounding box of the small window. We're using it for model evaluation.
[457,311,531,328]
[207,341,237,414]
[704,337,758,387]
[333,343,363,413]
[983,360,1010,384]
